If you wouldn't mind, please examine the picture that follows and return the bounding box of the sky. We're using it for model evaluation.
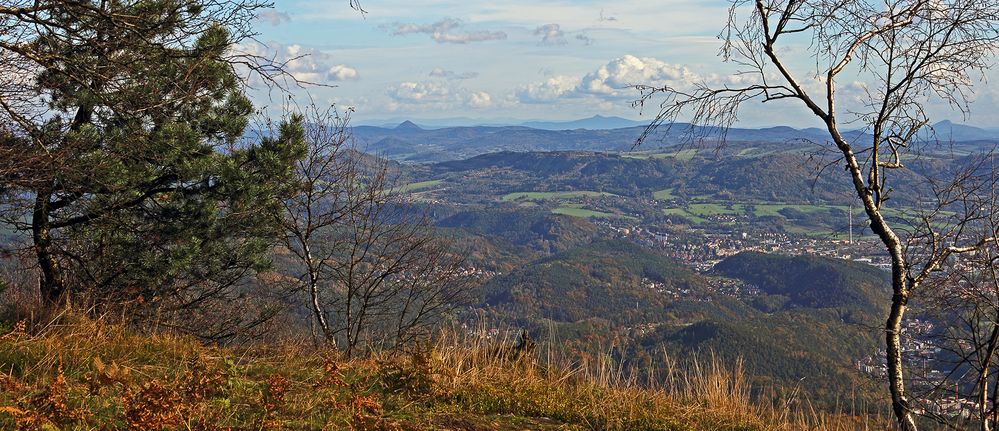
[247,0,999,128]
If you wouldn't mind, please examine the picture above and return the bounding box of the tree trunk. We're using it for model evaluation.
[309,277,335,349]
[885,278,917,431]
[304,244,336,350]
[875,218,919,431]
[32,188,66,305]
[981,364,991,431]
[992,374,999,429]
[977,322,999,431]
[828,124,918,430]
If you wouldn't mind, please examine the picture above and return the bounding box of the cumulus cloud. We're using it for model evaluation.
[389,81,453,103]
[275,44,327,83]
[327,65,359,81]
[534,23,567,45]
[388,80,493,109]
[579,55,699,96]
[429,68,478,80]
[517,75,582,103]
[517,55,725,104]
[235,42,359,84]
[468,91,492,108]
[387,18,507,44]
[576,34,594,45]
[256,10,290,26]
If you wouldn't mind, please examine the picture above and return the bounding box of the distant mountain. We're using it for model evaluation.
[922,120,999,142]
[347,119,997,163]
[357,117,522,129]
[357,116,646,130]
[350,125,647,163]
[520,115,648,130]
[394,120,423,131]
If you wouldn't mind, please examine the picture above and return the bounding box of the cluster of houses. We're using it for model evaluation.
[599,219,892,274]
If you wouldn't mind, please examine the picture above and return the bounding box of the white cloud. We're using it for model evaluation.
[389,81,453,102]
[579,55,699,97]
[429,68,478,80]
[234,42,358,85]
[517,55,712,104]
[517,75,582,103]
[281,44,327,83]
[388,81,493,109]
[256,10,290,26]
[468,91,492,108]
[333,96,369,112]
[328,64,360,81]
[298,0,730,37]
[534,24,567,46]
[388,18,507,44]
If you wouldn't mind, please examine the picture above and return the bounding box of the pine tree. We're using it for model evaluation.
[0,1,305,315]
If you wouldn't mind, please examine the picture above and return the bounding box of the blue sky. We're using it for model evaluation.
[247,0,999,128]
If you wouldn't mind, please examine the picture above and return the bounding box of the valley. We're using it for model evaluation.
[369,121,999,413]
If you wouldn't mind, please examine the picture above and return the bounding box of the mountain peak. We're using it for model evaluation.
[395,120,423,131]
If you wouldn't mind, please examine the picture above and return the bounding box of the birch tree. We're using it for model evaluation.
[636,1,999,429]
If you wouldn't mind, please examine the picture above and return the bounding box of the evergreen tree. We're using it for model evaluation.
[0,1,305,317]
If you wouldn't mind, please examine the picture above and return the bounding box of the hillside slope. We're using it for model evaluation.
[0,317,882,430]
[478,244,888,409]
[480,240,707,324]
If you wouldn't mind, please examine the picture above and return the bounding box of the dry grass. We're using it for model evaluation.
[0,315,890,430]
[430,330,888,431]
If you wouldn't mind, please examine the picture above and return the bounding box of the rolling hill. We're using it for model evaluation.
[352,118,999,163]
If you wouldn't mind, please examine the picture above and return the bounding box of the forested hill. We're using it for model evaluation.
[411,148,940,205]
[714,252,891,315]
[480,240,708,324]
[438,208,599,255]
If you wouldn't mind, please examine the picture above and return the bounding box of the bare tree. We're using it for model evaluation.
[635,1,999,429]
[277,105,467,357]
[910,156,999,430]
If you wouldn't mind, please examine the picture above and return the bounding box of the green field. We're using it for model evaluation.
[397,179,443,193]
[662,207,708,224]
[552,207,632,220]
[750,203,848,217]
[660,200,951,233]
[622,148,699,161]
[662,203,745,221]
[687,203,744,216]
[652,188,676,200]
[663,202,853,219]
[501,191,618,202]
[662,202,851,225]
